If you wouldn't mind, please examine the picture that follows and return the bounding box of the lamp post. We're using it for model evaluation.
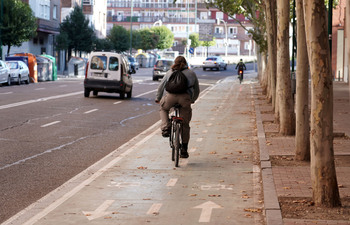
[216,18,228,56]
[129,0,133,55]
[153,20,162,26]
[0,0,3,60]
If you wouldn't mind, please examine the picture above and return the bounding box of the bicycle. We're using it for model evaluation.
[169,104,183,167]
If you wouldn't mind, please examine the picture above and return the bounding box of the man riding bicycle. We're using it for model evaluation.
[235,59,246,79]
[155,56,200,158]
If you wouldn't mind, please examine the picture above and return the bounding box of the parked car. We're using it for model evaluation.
[84,51,133,99]
[6,61,30,85]
[0,60,11,86]
[127,56,139,74]
[202,56,227,71]
[152,59,174,81]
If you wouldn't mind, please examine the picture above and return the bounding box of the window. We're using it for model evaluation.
[38,0,50,20]
[109,57,119,71]
[229,27,237,34]
[53,5,57,19]
[215,27,223,34]
[216,12,223,20]
[83,0,91,4]
[244,42,250,50]
[91,56,107,70]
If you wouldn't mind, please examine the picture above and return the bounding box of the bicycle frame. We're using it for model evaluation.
[169,105,183,167]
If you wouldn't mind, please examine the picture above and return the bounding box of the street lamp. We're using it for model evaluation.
[129,0,133,55]
[216,18,228,57]
[153,20,162,27]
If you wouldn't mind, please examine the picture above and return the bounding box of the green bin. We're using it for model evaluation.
[41,54,57,81]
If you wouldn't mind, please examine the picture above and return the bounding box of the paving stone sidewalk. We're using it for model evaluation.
[255,82,350,225]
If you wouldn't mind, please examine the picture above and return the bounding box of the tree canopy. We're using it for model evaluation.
[56,6,95,56]
[150,26,174,50]
[1,0,37,55]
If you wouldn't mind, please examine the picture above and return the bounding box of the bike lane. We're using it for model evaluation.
[4,74,264,225]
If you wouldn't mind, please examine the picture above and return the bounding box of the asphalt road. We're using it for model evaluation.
[0,65,242,223]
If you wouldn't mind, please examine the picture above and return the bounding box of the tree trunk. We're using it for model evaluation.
[347,0,350,96]
[276,0,295,135]
[295,0,310,160]
[265,0,277,108]
[303,0,341,207]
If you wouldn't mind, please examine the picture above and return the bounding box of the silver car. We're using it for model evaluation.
[203,56,227,71]
[6,61,30,85]
[0,60,11,86]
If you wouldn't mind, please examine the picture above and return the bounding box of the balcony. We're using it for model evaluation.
[107,16,196,24]
[107,2,198,9]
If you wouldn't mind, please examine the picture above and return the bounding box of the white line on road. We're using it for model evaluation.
[196,138,203,142]
[0,92,13,95]
[0,91,83,110]
[202,130,208,134]
[166,178,178,187]
[82,200,115,221]
[40,121,61,128]
[135,89,157,98]
[84,109,98,114]
[179,158,188,167]
[35,88,46,90]
[189,147,197,153]
[147,203,162,215]
[113,101,122,105]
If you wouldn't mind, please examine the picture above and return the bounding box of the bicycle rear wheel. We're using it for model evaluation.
[174,123,181,167]
[170,122,175,161]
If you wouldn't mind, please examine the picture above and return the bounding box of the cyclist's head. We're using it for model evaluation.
[172,56,188,71]
[240,59,243,62]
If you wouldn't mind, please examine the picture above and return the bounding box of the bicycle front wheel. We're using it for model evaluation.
[174,123,181,167]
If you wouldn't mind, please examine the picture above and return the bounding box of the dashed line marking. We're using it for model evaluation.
[166,178,178,187]
[84,109,98,114]
[210,117,215,121]
[113,101,122,105]
[0,92,13,95]
[147,203,162,215]
[35,88,46,90]
[196,138,203,142]
[41,121,61,128]
[203,130,208,134]
[206,123,212,127]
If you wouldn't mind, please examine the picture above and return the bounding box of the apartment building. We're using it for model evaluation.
[107,0,255,56]
[3,0,61,58]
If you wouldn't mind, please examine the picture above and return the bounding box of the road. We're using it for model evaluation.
[0,65,243,223]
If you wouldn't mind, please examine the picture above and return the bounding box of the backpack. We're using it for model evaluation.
[165,69,188,94]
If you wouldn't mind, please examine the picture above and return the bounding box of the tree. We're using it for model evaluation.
[201,38,216,57]
[303,0,341,207]
[57,6,95,58]
[108,25,130,52]
[276,0,294,135]
[295,0,310,161]
[189,33,200,49]
[133,28,159,51]
[150,26,174,50]
[94,38,114,52]
[1,0,37,55]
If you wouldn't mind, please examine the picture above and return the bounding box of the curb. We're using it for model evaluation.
[254,85,283,225]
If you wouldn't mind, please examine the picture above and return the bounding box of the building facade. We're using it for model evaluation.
[3,0,61,58]
[106,0,255,56]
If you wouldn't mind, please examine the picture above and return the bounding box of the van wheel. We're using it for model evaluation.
[127,87,132,98]
[84,88,90,98]
[7,76,11,86]
[93,91,98,96]
[119,90,125,99]
[25,76,29,84]
[17,76,21,85]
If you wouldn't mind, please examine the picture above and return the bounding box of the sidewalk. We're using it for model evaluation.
[3,74,265,225]
[254,81,350,225]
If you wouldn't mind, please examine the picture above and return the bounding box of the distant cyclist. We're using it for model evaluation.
[155,56,200,158]
[235,59,246,79]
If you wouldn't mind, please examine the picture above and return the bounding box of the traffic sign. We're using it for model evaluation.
[189,47,194,54]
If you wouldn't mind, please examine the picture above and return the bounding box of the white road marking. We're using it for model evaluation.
[147,203,162,215]
[40,121,61,128]
[202,130,208,134]
[113,101,122,105]
[35,88,46,90]
[84,109,98,114]
[82,200,115,221]
[0,91,83,110]
[166,178,178,187]
[210,117,215,121]
[8,122,160,225]
[0,92,13,95]
[135,89,157,98]
[59,85,67,87]
[206,123,212,127]
[193,201,223,223]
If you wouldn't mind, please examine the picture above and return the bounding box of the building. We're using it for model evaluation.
[3,0,61,58]
[106,0,255,56]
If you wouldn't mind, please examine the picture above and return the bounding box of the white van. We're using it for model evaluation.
[84,52,133,99]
